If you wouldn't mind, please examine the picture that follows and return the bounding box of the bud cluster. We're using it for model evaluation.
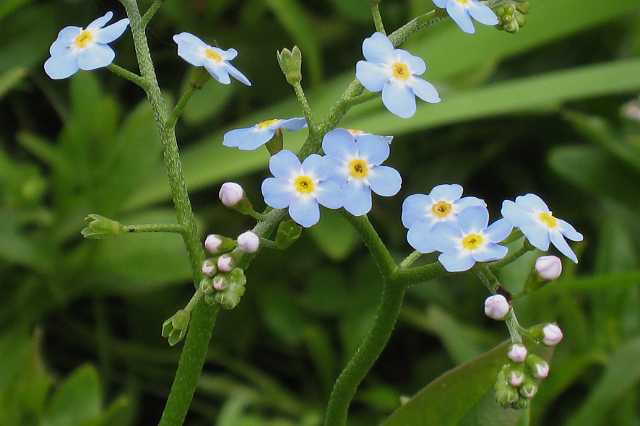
[491,0,529,33]
[495,344,550,409]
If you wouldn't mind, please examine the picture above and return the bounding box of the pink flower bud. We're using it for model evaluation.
[509,371,524,387]
[205,234,223,253]
[219,182,244,207]
[217,254,234,272]
[484,295,510,320]
[535,256,562,281]
[201,259,216,277]
[237,231,260,253]
[213,275,226,291]
[542,323,563,346]
[533,361,549,379]
[508,344,528,363]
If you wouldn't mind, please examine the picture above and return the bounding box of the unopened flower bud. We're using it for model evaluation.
[535,256,562,281]
[526,354,549,379]
[484,294,510,320]
[162,309,191,346]
[217,254,235,272]
[81,214,125,239]
[213,275,227,291]
[200,278,213,294]
[508,344,528,363]
[204,234,236,254]
[214,268,247,310]
[508,369,525,387]
[276,46,302,85]
[219,182,244,207]
[520,379,538,399]
[237,231,260,253]
[542,323,563,346]
[201,259,217,277]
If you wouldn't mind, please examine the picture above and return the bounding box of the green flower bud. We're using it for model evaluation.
[512,397,529,409]
[200,278,214,295]
[491,0,529,33]
[162,309,191,346]
[81,214,125,239]
[275,219,302,249]
[277,46,303,86]
[519,378,538,399]
[526,354,549,379]
[214,268,247,310]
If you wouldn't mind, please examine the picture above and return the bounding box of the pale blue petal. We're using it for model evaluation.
[520,223,550,251]
[302,154,331,180]
[368,166,401,197]
[558,219,583,241]
[50,40,71,57]
[357,134,390,166]
[430,184,463,202]
[458,206,489,233]
[472,243,508,262]
[382,81,416,119]
[77,44,115,70]
[402,194,431,229]
[44,54,79,79]
[396,50,426,75]
[223,48,238,60]
[270,150,301,178]
[446,2,475,34]
[456,196,486,211]
[501,200,534,228]
[468,2,499,25]
[95,18,129,43]
[316,180,343,209]
[343,182,372,216]
[550,231,578,263]
[486,218,513,243]
[289,198,320,228]
[88,11,113,29]
[205,62,231,84]
[173,33,206,67]
[279,117,307,131]
[409,78,441,103]
[50,27,81,56]
[356,61,388,92]
[438,251,476,272]
[322,129,357,161]
[433,0,447,8]
[362,32,394,63]
[237,130,275,151]
[262,177,293,209]
[515,193,549,212]
[224,62,252,86]
[429,222,461,253]
[407,221,438,254]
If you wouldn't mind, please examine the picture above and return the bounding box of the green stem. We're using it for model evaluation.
[399,250,422,268]
[107,64,148,90]
[394,261,447,286]
[124,223,185,234]
[293,82,316,131]
[370,1,386,34]
[166,73,208,129]
[142,0,163,27]
[259,238,281,250]
[490,239,534,270]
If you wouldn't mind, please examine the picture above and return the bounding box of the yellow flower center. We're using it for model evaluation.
[457,0,470,5]
[293,175,315,194]
[347,129,365,136]
[538,211,558,229]
[391,62,410,81]
[74,30,94,49]
[348,159,369,179]
[257,119,281,129]
[431,201,453,218]
[205,48,223,63]
[462,233,485,251]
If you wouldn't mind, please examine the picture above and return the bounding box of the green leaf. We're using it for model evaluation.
[44,365,102,426]
[182,77,235,125]
[309,210,358,261]
[0,67,26,98]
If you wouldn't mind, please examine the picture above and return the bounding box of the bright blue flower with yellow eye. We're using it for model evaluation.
[173,32,251,86]
[502,194,583,263]
[44,11,129,80]
[416,206,512,272]
[356,32,440,119]
[261,150,342,228]
[223,118,307,151]
[322,128,402,216]
[433,0,499,34]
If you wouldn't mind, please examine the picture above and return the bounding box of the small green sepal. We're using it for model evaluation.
[275,219,302,249]
[162,309,191,346]
[213,268,247,310]
[81,214,125,239]
[277,46,302,85]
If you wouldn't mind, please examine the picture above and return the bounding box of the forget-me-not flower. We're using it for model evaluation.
[402,184,486,230]
[356,32,440,119]
[44,11,129,80]
[344,128,394,145]
[223,118,307,151]
[433,0,499,34]
[262,150,342,228]
[502,194,583,263]
[322,129,402,216]
[173,32,251,86]
[420,206,512,272]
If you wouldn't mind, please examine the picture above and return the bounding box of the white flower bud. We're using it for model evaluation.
[237,231,260,253]
[219,182,244,207]
[542,323,563,346]
[508,344,528,363]
[532,360,549,379]
[213,275,226,291]
[484,295,510,320]
[205,234,223,253]
[217,254,234,272]
[535,256,562,281]
[201,259,216,277]
[509,370,525,387]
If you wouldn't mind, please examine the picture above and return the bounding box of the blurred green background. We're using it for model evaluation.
[1,0,640,425]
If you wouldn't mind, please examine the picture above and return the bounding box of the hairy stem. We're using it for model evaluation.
[124,223,185,234]
[370,1,386,34]
[107,64,148,90]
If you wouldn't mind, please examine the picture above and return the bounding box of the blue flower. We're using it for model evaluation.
[173,32,251,86]
[414,206,512,272]
[321,128,402,216]
[261,150,342,228]
[44,11,129,80]
[433,0,499,34]
[502,194,583,263]
[402,184,486,230]
[355,32,440,119]
[223,118,307,151]
[344,128,394,145]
